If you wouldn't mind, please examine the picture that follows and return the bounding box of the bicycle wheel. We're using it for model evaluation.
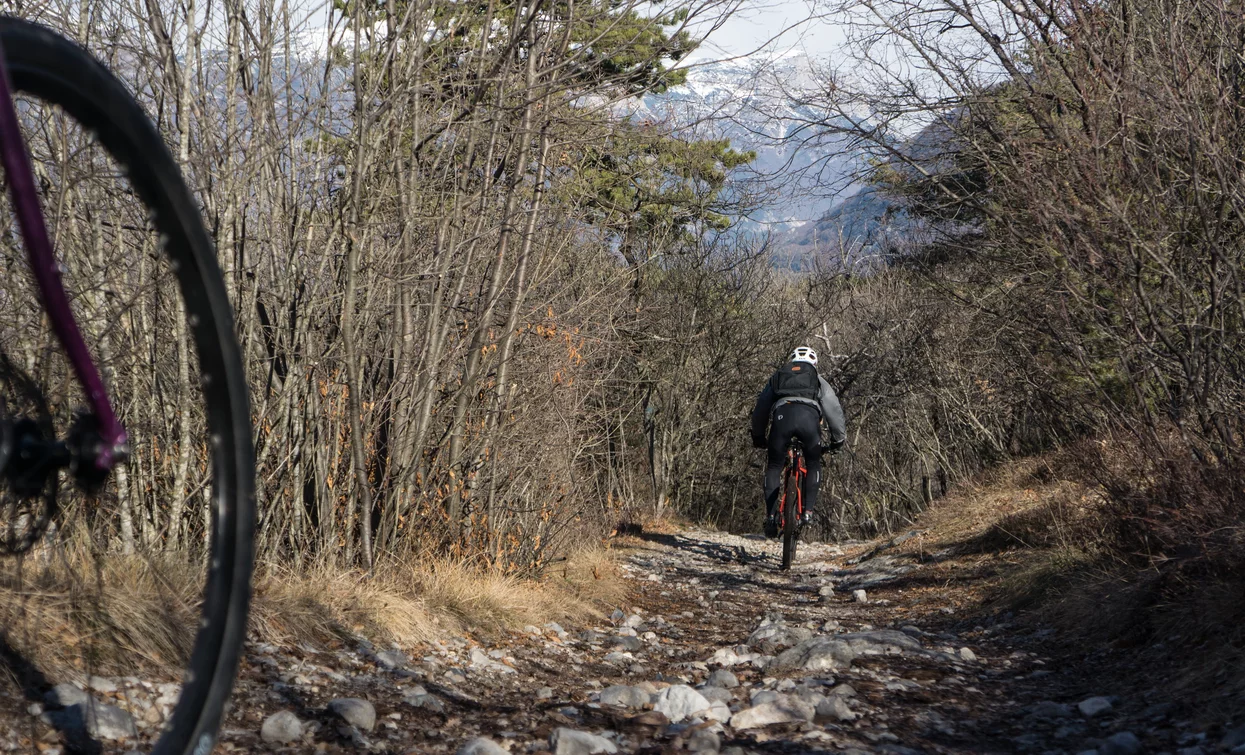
[780,469,799,571]
[0,16,254,755]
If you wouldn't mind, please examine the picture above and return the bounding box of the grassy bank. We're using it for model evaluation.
[0,546,626,679]
[883,454,1245,718]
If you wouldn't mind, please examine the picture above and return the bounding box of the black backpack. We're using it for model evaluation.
[770,361,820,402]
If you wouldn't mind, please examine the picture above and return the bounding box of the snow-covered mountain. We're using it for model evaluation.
[634,53,971,269]
[631,52,868,252]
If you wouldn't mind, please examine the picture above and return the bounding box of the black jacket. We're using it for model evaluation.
[750,372,847,446]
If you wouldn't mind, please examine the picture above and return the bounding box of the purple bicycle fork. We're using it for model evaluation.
[0,38,127,471]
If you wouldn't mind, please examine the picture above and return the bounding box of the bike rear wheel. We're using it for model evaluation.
[0,17,254,754]
[780,469,800,571]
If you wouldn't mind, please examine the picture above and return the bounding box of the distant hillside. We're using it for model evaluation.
[635,53,866,240]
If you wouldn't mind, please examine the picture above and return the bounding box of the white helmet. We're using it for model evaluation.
[789,346,817,365]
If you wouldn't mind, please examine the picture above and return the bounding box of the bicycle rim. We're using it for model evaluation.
[0,17,253,755]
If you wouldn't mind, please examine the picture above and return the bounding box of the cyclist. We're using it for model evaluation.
[750,346,847,538]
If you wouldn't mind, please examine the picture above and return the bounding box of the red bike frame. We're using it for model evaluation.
[778,445,806,527]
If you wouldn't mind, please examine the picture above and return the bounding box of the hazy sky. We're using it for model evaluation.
[690,0,848,61]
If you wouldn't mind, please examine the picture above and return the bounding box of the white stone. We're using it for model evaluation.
[549,728,619,755]
[458,737,510,755]
[653,685,712,723]
[816,695,856,722]
[261,711,303,744]
[706,669,739,688]
[328,698,376,731]
[598,685,650,709]
[729,697,815,730]
[1078,696,1113,718]
[772,637,857,671]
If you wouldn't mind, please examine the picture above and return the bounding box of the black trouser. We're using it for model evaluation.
[764,402,822,518]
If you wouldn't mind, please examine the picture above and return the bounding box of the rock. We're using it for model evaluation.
[549,727,619,755]
[1141,702,1173,721]
[1028,701,1075,720]
[49,702,138,741]
[706,669,738,688]
[610,636,643,652]
[706,701,731,723]
[142,705,164,725]
[599,685,650,709]
[771,637,857,671]
[537,687,555,699]
[610,609,626,623]
[44,684,90,708]
[700,687,732,705]
[1078,697,1114,719]
[470,648,517,675]
[624,614,644,628]
[835,630,924,655]
[328,698,376,731]
[261,711,303,744]
[653,685,712,723]
[375,650,408,670]
[750,690,780,706]
[458,737,510,755]
[707,647,743,666]
[853,589,868,603]
[830,683,857,698]
[1222,725,1245,750]
[818,585,835,597]
[815,695,857,722]
[86,676,117,694]
[687,728,720,752]
[958,647,977,662]
[1100,731,1142,755]
[729,697,815,730]
[747,621,813,651]
[404,693,446,713]
[27,702,43,716]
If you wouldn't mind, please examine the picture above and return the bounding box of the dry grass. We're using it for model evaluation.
[0,545,201,678]
[893,456,1101,558]
[894,451,1245,719]
[250,546,624,650]
[0,543,625,680]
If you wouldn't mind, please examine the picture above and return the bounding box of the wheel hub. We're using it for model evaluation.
[0,402,111,498]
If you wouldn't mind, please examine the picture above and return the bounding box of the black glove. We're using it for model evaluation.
[752,434,767,449]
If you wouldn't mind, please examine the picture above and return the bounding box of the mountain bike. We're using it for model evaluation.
[778,441,806,571]
[0,17,254,754]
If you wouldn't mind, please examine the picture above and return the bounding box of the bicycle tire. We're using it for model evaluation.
[0,16,254,755]
[781,468,799,571]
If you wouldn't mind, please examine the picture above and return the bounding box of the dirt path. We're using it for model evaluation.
[9,526,1235,753]
[204,527,1228,754]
